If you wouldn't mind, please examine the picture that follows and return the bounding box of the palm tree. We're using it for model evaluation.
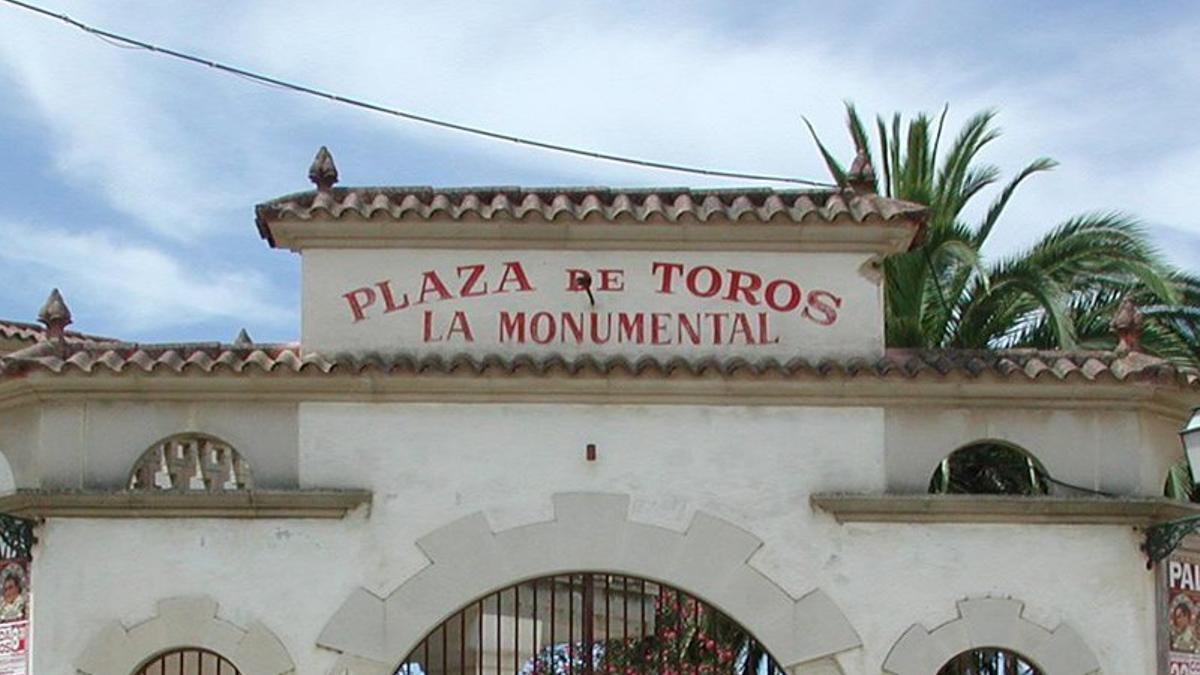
[805,104,1180,353]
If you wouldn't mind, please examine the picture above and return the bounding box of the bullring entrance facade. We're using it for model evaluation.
[0,148,1196,674]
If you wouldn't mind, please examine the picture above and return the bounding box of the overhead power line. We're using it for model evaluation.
[0,0,838,188]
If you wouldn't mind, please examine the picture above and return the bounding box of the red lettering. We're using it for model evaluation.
[704,313,729,344]
[617,313,645,343]
[417,270,453,304]
[686,266,722,298]
[496,262,534,293]
[651,262,685,294]
[730,313,757,344]
[446,311,474,341]
[456,264,488,297]
[803,290,842,325]
[589,313,612,344]
[530,312,556,344]
[764,279,802,312]
[651,313,671,345]
[757,312,779,343]
[565,269,590,291]
[723,270,762,305]
[597,269,625,292]
[561,313,584,343]
[422,310,440,342]
[677,314,701,345]
[343,287,377,322]
[499,312,526,342]
[376,280,410,313]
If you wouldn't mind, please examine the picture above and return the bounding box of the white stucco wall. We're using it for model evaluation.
[31,403,1156,674]
[885,407,1147,494]
[4,401,300,490]
[0,406,38,490]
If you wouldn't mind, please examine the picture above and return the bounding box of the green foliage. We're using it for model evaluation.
[806,104,1194,363]
[1165,459,1198,502]
[519,587,780,675]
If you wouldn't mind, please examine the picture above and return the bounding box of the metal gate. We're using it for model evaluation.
[937,648,1042,675]
[397,573,786,675]
[135,648,241,675]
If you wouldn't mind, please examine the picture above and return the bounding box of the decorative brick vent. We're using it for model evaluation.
[128,434,253,493]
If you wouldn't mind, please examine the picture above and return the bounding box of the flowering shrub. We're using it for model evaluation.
[519,587,778,675]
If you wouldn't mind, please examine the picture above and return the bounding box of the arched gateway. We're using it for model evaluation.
[396,573,787,675]
[320,494,860,674]
[135,649,241,675]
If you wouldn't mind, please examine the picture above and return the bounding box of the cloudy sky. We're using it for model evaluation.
[0,1,1196,343]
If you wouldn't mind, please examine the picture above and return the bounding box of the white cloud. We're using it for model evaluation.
[0,219,292,334]
[0,3,273,241]
[226,0,1200,262]
[0,0,1195,343]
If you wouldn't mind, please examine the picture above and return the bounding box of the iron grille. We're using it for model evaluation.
[937,648,1043,675]
[397,573,786,675]
[0,514,33,560]
[135,648,241,675]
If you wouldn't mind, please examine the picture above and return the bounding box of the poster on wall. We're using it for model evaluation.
[0,559,28,675]
[1167,551,1200,674]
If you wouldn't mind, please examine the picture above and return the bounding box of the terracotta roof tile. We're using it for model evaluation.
[0,319,118,347]
[254,187,927,246]
[1,343,1195,389]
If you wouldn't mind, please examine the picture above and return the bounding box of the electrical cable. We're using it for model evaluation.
[0,0,839,188]
[1043,474,1116,498]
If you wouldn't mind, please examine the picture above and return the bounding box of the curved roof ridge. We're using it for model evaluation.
[254,186,928,246]
[2,343,1194,389]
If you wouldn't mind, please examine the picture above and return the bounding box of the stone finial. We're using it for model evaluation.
[308,146,339,192]
[845,149,876,194]
[233,328,253,347]
[1111,296,1144,354]
[37,288,72,342]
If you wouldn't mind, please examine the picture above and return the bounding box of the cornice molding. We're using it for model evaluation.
[811,493,1200,525]
[0,489,371,519]
[269,218,917,254]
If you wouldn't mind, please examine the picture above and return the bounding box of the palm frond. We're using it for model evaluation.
[974,157,1058,247]
[802,116,848,187]
[803,105,1194,365]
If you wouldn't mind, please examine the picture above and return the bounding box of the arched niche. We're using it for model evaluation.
[75,596,293,675]
[318,493,859,675]
[128,433,253,493]
[928,440,1050,496]
[883,597,1100,675]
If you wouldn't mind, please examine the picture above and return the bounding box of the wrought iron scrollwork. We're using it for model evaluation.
[1142,513,1200,568]
[0,514,35,560]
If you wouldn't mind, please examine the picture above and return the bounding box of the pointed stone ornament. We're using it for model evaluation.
[846,149,876,194]
[37,288,72,342]
[1111,296,1143,354]
[308,146,339,192]
[233,328,253,347]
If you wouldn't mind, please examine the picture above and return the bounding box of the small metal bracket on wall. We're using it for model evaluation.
[1142,514,1200,568]
[0,514,35,560]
